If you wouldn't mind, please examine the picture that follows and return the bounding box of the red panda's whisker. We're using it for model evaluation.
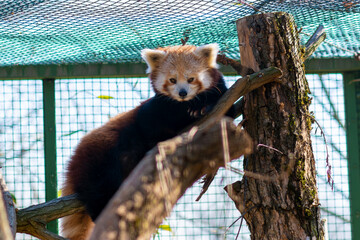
[213,86,223,94]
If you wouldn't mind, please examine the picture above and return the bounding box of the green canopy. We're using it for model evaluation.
[1,0,359,67]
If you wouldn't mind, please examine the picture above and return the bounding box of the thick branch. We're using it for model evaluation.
[0,171,15,240]
[16,194,84,240]
[189,66,282,131]
[90,118,253,240]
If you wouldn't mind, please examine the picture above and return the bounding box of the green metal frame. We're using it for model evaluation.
[42,78,58,234]
[343,71,360,240]
[0,58,359,79]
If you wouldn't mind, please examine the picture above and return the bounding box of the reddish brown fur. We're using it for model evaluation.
[61,108,139,240]
[61,184,94,240]
[162,78,171,94]
[193,78,205,92]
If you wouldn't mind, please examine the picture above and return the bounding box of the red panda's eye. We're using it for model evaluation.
[169,78,177,84]
[187,78,195,83]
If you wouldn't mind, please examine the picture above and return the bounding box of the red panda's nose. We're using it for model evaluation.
[179,89,188,98]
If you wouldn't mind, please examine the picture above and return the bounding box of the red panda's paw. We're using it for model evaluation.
[187,106,212,118]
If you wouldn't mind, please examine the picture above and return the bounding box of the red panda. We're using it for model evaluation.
[61,44,234,240]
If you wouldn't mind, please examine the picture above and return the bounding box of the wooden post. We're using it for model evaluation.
[225,12,323,239]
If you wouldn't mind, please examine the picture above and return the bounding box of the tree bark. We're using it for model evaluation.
[16,194,84,240]
[225,12,323,239]
[90,118,252,240]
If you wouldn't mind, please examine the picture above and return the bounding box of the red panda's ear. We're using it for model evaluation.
[141,49,166,73]
[194,43,219,68]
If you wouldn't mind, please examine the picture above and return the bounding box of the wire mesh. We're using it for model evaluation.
[308,73,351,240]
[0,73,352,239]
[0,0,359,67]
[0,79,45,240]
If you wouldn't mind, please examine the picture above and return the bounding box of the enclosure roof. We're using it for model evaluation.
[0,0,360,67]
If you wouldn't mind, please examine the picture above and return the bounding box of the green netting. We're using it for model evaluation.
[0,73,351,239]
[0,0,359,67]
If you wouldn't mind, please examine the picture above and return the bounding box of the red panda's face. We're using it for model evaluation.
[141,44,220,101]
[153,63,213,101]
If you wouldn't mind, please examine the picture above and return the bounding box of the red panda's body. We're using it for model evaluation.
[61,44,234,239]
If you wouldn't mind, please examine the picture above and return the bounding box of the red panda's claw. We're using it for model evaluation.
[188,109,201,118]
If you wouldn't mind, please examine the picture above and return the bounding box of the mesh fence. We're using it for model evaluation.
[0,73,351,239]
[0,80,45,240]
[0,0,359,67]
[307,74,350,239]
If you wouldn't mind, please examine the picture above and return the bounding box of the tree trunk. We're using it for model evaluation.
[225,12,323,239]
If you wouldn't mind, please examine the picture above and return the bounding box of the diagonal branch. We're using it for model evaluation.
[90,118,253,240]
[195,66,282,130]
